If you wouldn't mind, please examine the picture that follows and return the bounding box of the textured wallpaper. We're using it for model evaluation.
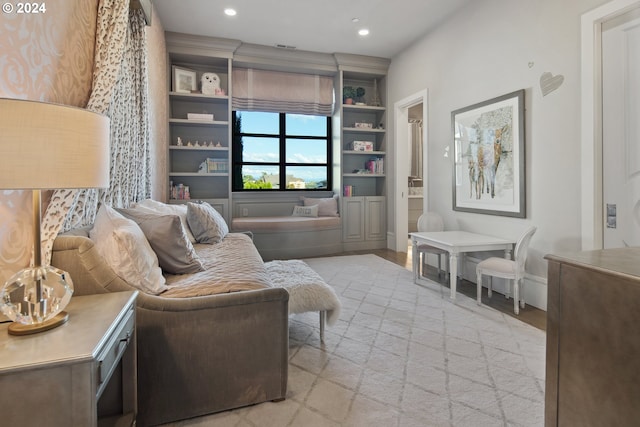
[0,0,98,283]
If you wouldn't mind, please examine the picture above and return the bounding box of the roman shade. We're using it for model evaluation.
[232,68,334,116]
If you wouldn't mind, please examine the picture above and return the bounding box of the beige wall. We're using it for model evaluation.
[386,0,610,309]
[0,1,167,282]
[0,0,98,283]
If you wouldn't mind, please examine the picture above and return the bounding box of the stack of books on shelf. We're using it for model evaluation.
[207,158,228,172]
[366,157,384,174]
[343,185,354,197]
[170,182,190,200]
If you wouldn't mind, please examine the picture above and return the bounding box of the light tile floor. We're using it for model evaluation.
[163,254,545,427]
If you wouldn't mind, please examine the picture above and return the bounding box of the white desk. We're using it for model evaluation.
[410,231,515,300]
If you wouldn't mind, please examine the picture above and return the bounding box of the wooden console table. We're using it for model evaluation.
[545,248,640,426]
[0,291,138,427]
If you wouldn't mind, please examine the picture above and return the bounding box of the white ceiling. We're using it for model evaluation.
[153,0,473,59]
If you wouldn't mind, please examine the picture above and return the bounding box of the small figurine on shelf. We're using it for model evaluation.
[216,142,222,147]
[187,141,193,147]
[177,137,183,146]
[194,141,201,147]
[198,161,207,173]
[201,72,221,95]
[215,88,225,96]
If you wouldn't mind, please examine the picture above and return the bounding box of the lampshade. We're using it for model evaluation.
[0,98,110,335]
[0,98,110,189]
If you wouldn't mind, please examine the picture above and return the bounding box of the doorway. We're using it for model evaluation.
[602,7,640,248]
[581,0,640,250]
[408,104,424,233]
[393,90,428,252]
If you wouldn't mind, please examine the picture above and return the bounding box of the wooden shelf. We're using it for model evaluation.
[169,118,229,126]
[169,91,229,101]
[342,127,385,133]
[169,146,228,151]
[343,150,385,155]
[342,104,385,112]
[169,172,229,177]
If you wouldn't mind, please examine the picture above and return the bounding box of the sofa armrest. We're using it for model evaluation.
[135,287,289,426]
[135,286,288,311]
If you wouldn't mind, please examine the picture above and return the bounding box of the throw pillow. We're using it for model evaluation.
[292,205,319,217]
[303,195,339,217]
[117,208,205,274]
[186,202,229,244]
[132,199,197,244]
[90,205,167,295]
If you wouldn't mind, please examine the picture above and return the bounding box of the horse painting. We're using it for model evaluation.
[466,125,507,200]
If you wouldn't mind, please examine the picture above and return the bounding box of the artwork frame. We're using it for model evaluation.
[172,65,197,93]
[452,89,526,218]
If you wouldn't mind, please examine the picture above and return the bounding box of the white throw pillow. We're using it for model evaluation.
[292,205,319,217]
[90,205,167,295]
[303,195,339,216]
[132,199,197,243]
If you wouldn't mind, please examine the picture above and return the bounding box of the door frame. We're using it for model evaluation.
[393,89,428,252]
[581,0,640,250]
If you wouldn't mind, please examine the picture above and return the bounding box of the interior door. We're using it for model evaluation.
[602,7,640,248]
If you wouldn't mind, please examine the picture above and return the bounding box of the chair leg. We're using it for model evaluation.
[488,276,493,298]
[513,279,519,315]
[476,272,482,305]
[519,277,526,309]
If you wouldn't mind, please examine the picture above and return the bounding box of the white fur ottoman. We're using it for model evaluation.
[265,260,341,341]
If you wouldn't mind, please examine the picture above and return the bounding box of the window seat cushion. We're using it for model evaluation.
[231,216,341,232]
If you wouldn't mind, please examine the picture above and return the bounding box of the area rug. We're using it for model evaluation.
[163,254,546,427]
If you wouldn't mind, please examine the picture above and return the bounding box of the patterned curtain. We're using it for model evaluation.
[40,0,150,264]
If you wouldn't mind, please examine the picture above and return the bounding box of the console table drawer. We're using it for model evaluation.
[96,305,135,399]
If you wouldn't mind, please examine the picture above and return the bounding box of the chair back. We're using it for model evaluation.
[514,226,537,272]
[417,212,444,232]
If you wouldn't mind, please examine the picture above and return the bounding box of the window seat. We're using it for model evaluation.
[231,216,342,260]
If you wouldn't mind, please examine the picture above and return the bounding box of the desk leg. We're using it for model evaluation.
[449,252,458,300]
[412,239,418,284]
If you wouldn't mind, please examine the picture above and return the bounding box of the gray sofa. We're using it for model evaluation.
[51,228,289,427]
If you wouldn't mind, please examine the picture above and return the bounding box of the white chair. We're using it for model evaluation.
[476,226,537,315]
[416,212,449,278]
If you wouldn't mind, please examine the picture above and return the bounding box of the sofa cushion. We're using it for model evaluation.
[117,208,205,275]
[90,205,167,295]
[186,202,229,244]
[132,199,197,243]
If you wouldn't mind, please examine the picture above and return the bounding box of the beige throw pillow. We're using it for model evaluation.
[117,208,204,274]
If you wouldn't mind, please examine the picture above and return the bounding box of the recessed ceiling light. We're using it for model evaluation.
[224,8,237,16]
[351,17,360,23]
[358,28,370,36]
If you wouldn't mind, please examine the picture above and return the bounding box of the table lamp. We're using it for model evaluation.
[0,98,110,335]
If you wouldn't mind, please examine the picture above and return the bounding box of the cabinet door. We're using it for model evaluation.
[342,197,365,242]
[365,196,386,241]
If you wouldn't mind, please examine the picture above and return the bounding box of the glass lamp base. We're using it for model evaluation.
[1,265,74,334]
[8,311,69,335]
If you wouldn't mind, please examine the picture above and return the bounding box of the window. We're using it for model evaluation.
[232,111,332,190]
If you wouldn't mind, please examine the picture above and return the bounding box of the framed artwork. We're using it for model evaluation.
[172,66,197,93]
[452,89,526,217]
